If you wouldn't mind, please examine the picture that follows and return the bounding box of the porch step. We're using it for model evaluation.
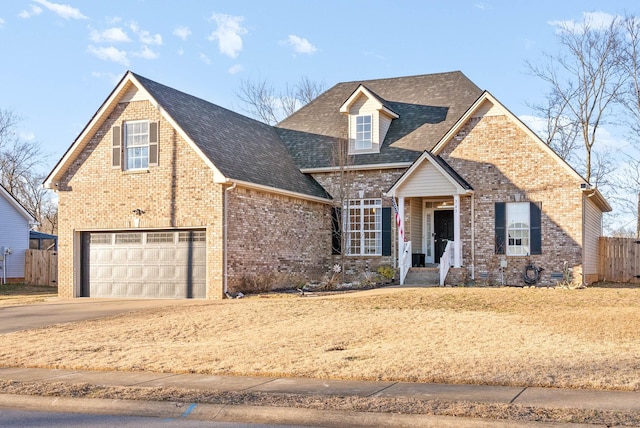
[404,267,440,286]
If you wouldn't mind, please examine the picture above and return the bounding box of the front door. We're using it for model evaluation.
[434,210,454,264]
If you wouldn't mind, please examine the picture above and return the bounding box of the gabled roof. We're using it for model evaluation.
[45,71,330,202]
[277,71,483,170]
[430,90,612,212]
[0,184,36,223]
[387,150,473,196]
[339,85,399,118]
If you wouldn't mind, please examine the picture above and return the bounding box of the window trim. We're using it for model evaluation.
[354,114,373,151]
[345,198,382,256]
[495,202,542,256]
[124,120,150,171]
[506,202,530,256]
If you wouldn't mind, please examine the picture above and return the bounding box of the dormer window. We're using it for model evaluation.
[355,115,372,150]
[340,85,399,156]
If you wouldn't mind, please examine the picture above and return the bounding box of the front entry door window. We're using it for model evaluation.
[423,212,433,263]
[434,210,454,264]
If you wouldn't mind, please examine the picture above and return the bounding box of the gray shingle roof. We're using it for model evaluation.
[132,73,330,200]
[276,71,483,169]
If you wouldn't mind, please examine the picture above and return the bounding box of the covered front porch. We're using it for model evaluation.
[387,151,474,286]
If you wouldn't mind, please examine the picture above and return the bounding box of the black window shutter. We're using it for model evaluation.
[112,126,121,168]
[382,207,391,256]
[530,202,542,255]
[331,207,341,255]
[495,202,506,254]
[149,122,159,166]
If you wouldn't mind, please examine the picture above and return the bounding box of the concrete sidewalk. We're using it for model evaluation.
[0,367,638,427]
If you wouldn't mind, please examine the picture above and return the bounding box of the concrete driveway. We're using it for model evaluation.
[0,299,200,334]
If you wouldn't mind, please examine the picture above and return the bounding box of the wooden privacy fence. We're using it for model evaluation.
[24,249,58,287]
[599,237,640,283]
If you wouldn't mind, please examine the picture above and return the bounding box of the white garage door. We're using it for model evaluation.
[81,230,206,298]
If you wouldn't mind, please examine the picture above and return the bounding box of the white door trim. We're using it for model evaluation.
[422,202,434,264]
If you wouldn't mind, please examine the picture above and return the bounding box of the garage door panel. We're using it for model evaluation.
[111,248,131,262]
[157,248,177,261]
[85,230,206,298]
[142,248,160,262]
[127,248,144,260]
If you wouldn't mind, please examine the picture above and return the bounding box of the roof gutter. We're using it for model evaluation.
[301,162,412,174]
[582,187,612,212]
[214,177,333,204]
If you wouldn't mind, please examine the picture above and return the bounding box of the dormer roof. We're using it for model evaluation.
[339,85,399,119]
[276,71,483,170]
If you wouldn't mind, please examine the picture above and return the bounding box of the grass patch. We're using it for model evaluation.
[0,283,57,306]
[0,287,638,392]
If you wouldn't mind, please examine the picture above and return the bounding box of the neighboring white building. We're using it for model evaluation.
[0,184,36,283]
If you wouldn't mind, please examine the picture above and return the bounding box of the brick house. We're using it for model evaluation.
[44,70,610,299]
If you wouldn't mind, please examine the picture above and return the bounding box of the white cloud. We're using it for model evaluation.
[228,64,243,74]
[132,45,159,60]
[19,131,36,141]
[129,22,162,45]
[282,34,317,55]
[89,27,131,43]
[87,45,129,66]
[549,11,618,33]
[474,2,491,10]
[173,26,191,41]
[199,53,211,64]
[208,13,247,58]
[0,18,4,28]
[18,5,42,19]
[32,0,87,20]
[177,48,184,56]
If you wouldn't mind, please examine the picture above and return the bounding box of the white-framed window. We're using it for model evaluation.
[354,115,372,150]
[345,198,382,256]
[125,121,149,170]
[506,202,530,256]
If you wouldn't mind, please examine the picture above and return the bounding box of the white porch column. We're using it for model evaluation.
[397,195,405,266]
[453,194,461,267]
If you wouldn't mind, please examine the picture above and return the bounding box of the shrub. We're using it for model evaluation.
[377,266,395,281]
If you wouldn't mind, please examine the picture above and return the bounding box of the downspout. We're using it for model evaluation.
[470,192,475,280]
[223,182,237,294]
[581,190,586,286]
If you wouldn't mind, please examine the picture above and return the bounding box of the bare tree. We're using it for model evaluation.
[619,15,640,139]
[0,108,19,151]
[0,139,45,195]
[0,108,57,233]
[330,137,354,284]
[526,91,580,162]
[527,15,627,183]
[236,76,326,124]
[614,14,640,237]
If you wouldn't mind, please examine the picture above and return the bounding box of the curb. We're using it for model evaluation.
[0,394,602,427]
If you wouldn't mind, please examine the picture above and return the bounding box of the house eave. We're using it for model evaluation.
[0,185,36,223]
[584,188,612,212]
[214,177,333,204]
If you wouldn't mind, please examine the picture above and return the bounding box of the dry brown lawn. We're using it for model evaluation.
[1,286,639,391]
[0,284,57,307]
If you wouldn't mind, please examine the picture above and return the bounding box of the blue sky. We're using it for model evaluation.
[1,0,638,174]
